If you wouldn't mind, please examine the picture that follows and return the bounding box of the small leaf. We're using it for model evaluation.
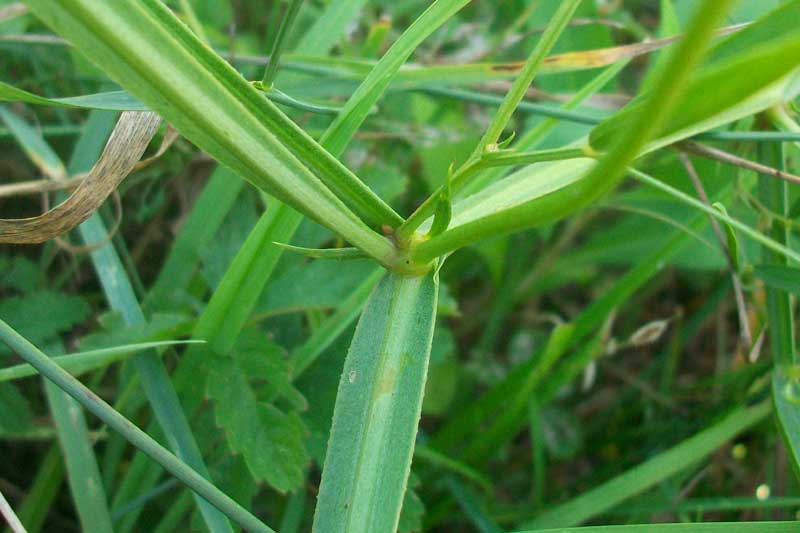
[712,202,741,271]
[754,264,800,294]
[272,242,368,260]
[427,165,453,237]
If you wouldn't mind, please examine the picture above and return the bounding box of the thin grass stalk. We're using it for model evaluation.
[0,319,274,533]
[410,0,736,263]
[261,0,304,87]
[67,110,233,532]
[398,0,583,240]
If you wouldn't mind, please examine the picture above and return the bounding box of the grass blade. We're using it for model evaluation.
[521,402,771,529]
[313,270,439,532]
[0,341,199,382]
[43,381,114,533]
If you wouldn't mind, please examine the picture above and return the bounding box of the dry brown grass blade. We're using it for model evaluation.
[535,22,749,73]
[0,175,84,198]
[0,111,160,243]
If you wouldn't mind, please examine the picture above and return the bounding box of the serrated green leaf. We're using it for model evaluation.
[206,338,309,493]
[0,290,90,348]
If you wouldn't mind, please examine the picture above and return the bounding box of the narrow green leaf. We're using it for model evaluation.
[0,341,199,383]
[521,402,771,529]
[292,0,368,55]
[471,0,581,154]
[261,0,304,87]
[273,242,368,260]
[43,381,114,533]
[427,166,452,238]
[14,447,64,533]
[0,82,148,110]
[313,270,439,533]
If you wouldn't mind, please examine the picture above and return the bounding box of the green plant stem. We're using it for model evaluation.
[261,0,304,87]
[409,0,735,263]
[0,319,275,533]
[398,0,582,241]
[629,168,800,265]
[471,0,582,155]
[420,87,800,143]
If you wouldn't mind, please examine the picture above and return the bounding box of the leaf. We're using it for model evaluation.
[0,82,148,110]
[313,270,439,533]
[754,265,800,294]
[206,333,309,493]
[272,242,368,260]
[0,290,90,348]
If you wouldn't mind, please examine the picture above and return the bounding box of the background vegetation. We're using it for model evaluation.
[0,0,799,531]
